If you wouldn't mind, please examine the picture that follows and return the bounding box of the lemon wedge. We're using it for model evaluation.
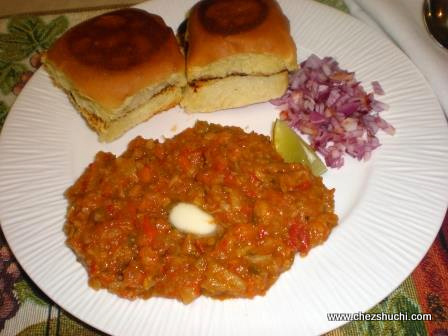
[273,119,327,176]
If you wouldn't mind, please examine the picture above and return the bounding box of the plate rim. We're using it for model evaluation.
[1,0,448,335]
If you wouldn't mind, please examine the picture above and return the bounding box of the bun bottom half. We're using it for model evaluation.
[74,85,183,142]
[180,72,288,113]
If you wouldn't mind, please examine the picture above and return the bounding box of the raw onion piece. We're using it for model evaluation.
[271,54,395,168]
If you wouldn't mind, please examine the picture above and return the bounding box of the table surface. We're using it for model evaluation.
[0,1,447,335]
[0,0,143,18]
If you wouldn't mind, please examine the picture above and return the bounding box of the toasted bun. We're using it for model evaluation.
[181,71,288,113]
[185,0,298,81]
[43,8,186,141]
[77,85,183,142]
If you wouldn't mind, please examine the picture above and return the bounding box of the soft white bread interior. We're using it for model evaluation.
[181,72,288,113]
[186,54,295,83]
[44,61,185,123]
[74,85,183,142]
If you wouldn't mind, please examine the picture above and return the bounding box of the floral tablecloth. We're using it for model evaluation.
[0,1,447,335]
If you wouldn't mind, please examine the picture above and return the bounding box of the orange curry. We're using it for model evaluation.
[65,121,337,303]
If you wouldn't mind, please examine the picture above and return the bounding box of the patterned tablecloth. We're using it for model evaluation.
[0,1,447,335]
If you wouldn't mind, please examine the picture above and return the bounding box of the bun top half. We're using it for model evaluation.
[186,0,298,81]
[45,9,185,109]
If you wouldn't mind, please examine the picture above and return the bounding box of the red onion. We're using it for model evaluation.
[271,54,395,168]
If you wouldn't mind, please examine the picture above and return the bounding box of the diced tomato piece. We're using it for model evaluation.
[249,173,260,184]
[244,188,257,198]
[139,166,152,183]
[141,217,157,243]
[89,262,98,274]
[106,204,117,217]
[288,220,310,254]
[296,232,310,254]
[216,238,229,252]
[288,223,299,248]
[179,155,191,171]
[194,240,205,254]
[297,181,312,190]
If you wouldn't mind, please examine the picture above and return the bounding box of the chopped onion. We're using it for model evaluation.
[271,54,395,168]
[372,81,385,95]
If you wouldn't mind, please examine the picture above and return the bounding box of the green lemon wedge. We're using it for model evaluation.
[273,119,327,176]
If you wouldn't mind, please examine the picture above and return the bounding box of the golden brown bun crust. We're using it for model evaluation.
[186,0,297,76]
[45,9,185,109]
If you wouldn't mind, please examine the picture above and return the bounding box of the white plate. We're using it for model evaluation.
[1,0,448,335]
